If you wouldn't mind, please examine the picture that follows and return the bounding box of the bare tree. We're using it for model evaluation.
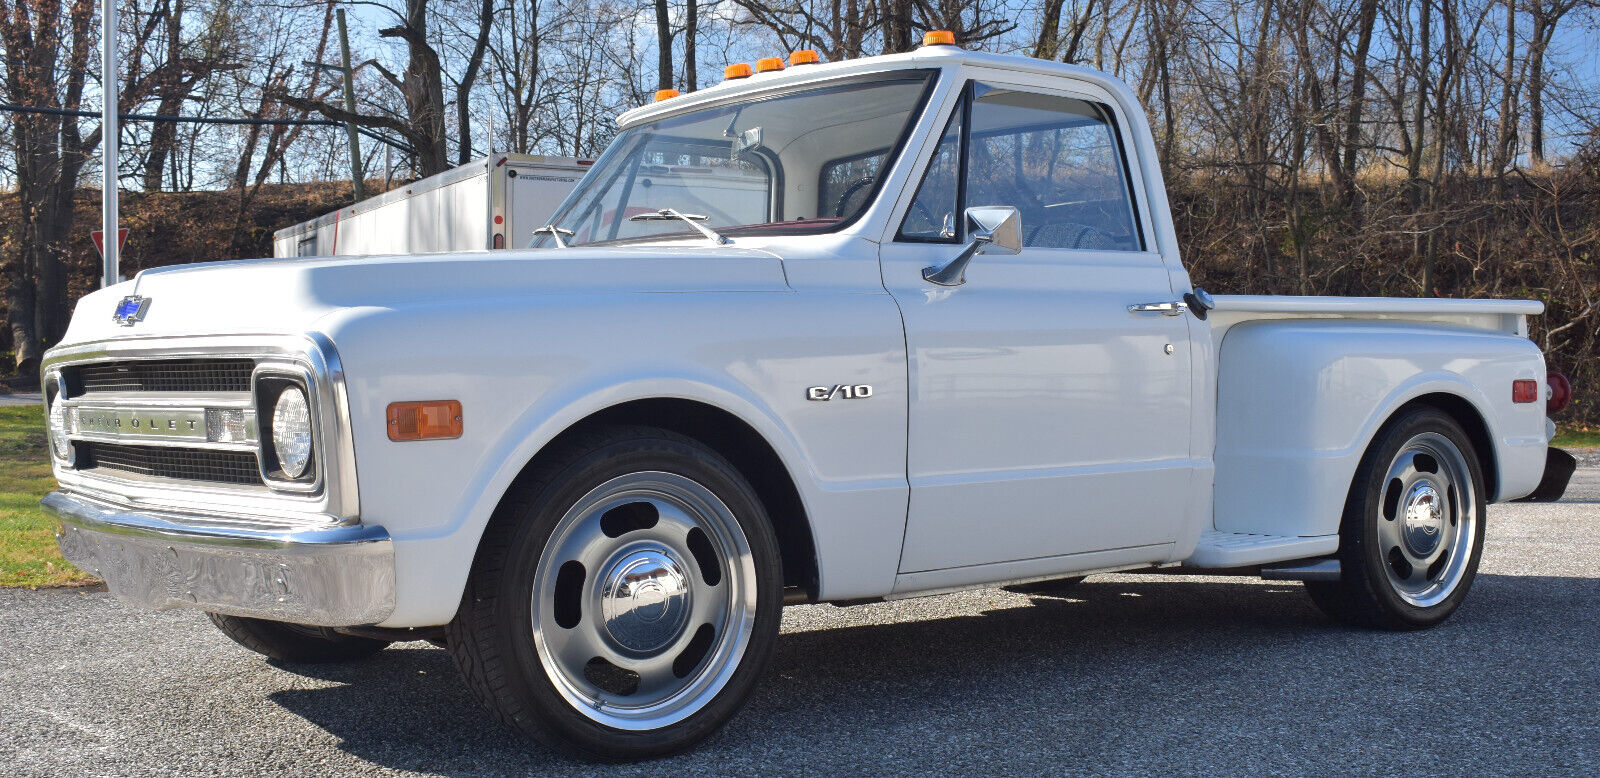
[141,0,242,190]
[452,0,497,162]
[276,0,450,175]
[1490,0,1519,188]
[654,0,673,90]
[1339,0,1378,205]
[1524,0,1591,162]
[1,0,96,369]
[487,0,546,153]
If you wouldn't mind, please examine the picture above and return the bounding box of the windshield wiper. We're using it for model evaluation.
[627,208,731,246]
[531,224,574,249]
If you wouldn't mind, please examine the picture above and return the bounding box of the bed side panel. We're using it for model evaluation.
[1213,320,1546,538]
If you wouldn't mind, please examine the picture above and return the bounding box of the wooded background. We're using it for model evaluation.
[2,0,1598,421]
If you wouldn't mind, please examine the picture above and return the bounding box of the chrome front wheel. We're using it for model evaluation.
[447,426,783,760]
[532,472,758,731]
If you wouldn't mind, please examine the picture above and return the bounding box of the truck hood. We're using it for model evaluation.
[58,247,789,346]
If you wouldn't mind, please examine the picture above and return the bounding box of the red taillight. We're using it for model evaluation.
[1547,371,1572,415]
[1513,379,1539,404]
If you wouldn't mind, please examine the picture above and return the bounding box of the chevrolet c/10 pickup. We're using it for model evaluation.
[42,34,1576,759]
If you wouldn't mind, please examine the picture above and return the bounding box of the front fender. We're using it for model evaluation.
[1213,320,1546,539]
[315,290,909,627]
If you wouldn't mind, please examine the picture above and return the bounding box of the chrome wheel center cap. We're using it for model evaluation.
[1402,482,1445,555]
[599,550,692,655]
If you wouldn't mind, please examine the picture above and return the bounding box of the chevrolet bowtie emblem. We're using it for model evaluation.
[113,295,150,326]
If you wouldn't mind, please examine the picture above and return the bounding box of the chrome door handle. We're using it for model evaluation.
[1128,301,1188,316]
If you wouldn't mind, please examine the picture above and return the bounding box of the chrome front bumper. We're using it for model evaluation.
[45,491,395,627]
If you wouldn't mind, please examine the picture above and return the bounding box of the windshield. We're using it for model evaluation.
[533,71,936,248]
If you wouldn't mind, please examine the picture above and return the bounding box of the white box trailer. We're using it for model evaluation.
[272,154,592,258]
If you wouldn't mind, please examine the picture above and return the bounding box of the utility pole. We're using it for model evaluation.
[307,10,365,202]
[337,9,364,200]
[101,0,119,287]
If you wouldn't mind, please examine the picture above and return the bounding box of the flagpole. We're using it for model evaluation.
[101,0,119,288]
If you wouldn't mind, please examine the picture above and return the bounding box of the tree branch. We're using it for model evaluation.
[272,92,424,147]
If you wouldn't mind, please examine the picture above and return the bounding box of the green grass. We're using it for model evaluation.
[0,405,92,587]
[1554,426,1600,448]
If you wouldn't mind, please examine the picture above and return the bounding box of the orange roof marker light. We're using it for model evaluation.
[724,63,754,80]
[654,88,680,102]
[789,49,821,66]
[755,57,785,73]
[923,29,957,46]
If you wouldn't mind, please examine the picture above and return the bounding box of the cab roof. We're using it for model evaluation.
[615,47,1135,129]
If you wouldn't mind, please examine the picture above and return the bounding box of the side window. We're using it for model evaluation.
[966,87,1142,251]
[897,100,965,242]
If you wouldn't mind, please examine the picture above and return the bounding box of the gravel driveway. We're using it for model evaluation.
[4,463,1598,776]
[0,390,42,407]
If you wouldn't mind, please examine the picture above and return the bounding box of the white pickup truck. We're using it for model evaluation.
[42,38,1576,759]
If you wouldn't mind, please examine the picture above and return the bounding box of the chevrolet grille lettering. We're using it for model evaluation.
[70,407,216,443]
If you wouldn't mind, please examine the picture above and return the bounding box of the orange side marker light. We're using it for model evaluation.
[387,400,464,441]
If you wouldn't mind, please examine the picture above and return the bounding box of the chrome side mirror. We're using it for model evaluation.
[922,206,1022,286]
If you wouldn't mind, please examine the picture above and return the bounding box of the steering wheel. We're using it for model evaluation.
[833,176,876,217]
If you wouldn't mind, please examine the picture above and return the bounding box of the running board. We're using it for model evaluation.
[1260,558,1342,581]
[1184,530,1340,568]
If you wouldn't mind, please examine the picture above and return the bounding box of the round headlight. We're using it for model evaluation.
[271,387,313,479]
[47,385,73,462]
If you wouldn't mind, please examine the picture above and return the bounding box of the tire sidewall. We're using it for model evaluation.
[491,433,783,758]
[1349,409,1487,628]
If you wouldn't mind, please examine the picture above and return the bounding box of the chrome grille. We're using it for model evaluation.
[78,442,264,486]
[69,358,256,394]
[42,335,356,524]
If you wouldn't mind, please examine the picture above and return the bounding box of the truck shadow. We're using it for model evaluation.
[266,572,1600,774]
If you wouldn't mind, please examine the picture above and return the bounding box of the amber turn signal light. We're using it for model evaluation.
[724,63,753,79]
[654,88,680,101]
[922,30,956,46]
[387,400,463,441]
[755,57,785,73]
[790,49,820,66]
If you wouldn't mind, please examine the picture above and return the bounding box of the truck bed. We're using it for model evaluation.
[1193,294,1549,568]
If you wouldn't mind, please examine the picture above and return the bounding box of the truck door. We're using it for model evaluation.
[880,79,1196,574]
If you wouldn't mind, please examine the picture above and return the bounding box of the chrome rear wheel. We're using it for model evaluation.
[1373,432,1478,608]
[1305,407,1487,630]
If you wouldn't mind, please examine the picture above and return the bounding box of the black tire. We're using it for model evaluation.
[446,425,783,761]
[207,613,392,662]
[1305,407,1487,630]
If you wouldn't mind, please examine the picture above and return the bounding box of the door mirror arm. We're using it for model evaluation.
[922,206,1022,287]
[1183,287,1216,320]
